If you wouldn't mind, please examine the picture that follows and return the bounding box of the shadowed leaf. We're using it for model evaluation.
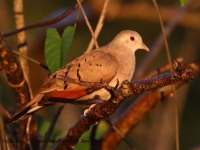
[45,28,61,73]
[61,26,75,65]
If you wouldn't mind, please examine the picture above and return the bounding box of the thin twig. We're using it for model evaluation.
[26,116,33,150]
[13,1,35,148]
[40,105,65,150]
[3,2,82,37]
[105,119,133,148]
[76,0,99,49]
[12,50,49,71]
[85,0,110,53]
[13,0,33,98]
[0,102,11,118]
[134,0,193,79]
[151,0,179,150]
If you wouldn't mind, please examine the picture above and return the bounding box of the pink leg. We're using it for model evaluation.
[84,104,96,116]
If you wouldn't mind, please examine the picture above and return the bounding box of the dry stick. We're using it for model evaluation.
[3,1,82,37]
[13,0,33,98]
[26,117,33,150]
[76,0,99,49]
[85,0,110,52]
[13,0,36,149]
[0,114,8,150]
[12,50,49,71]
[134,0,193,80]
[55,62,195,149]
[151,0,179,150]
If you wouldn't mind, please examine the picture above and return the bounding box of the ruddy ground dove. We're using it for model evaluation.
[7,30,149,123]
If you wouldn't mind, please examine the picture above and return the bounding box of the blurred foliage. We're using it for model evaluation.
[180,0,188,6]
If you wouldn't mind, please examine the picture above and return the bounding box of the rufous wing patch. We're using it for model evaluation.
[47,89,87,99]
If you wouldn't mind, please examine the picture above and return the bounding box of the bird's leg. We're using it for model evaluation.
[104,79,119,101]
[84,79,119,116]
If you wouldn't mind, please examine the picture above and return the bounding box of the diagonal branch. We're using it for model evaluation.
[100,62,200,150]
[3,2,82,37]
[55,61,196,150]
[77,0,99,49]
[85,0,110,52]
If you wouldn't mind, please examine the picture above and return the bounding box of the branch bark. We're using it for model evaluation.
[55,61,196,149]
[100,62,200,150]
[0,33,32,148]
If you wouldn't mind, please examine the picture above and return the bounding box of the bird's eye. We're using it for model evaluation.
[130,36,135,41]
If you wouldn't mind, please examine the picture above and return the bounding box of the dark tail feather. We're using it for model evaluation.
[6,104,43,124]
[6,94,45,124]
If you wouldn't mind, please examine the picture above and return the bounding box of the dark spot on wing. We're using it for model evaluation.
[77,68,81,80]
[93,56,95,58]
[90,63,92,66]
[78,63,81,67]
[65,71,68,76]
[65,66,71,76]
[96,64,102,67]
[64,84,68,90]
[85,59,87,62]
[64,80,67,84]
[52,74,56,78]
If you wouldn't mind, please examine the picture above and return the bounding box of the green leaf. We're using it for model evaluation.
[45,28,62,73]
[179,0,188,6]
[61,26,75,65]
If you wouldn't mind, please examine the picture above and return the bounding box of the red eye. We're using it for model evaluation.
[130,36,135,41]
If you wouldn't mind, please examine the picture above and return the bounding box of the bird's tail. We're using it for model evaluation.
[6,94,44,124]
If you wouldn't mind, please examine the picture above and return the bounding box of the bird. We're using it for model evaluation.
[7,30,149,123]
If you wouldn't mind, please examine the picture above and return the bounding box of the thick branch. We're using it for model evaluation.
[0,32,33,149]
[0,33,30,107]
[55,61,195,149]
[101,62,200,150]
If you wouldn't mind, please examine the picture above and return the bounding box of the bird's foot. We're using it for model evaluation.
[84,104,96,116]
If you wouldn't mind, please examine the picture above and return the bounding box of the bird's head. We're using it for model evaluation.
[111,30,149,52]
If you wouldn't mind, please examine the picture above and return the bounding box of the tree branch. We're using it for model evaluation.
[0,33,32,148]
[100,62,200,150]
[55,61,195,149]
[2,2,81,37]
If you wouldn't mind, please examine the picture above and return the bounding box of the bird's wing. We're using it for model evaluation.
[39,50,118,100]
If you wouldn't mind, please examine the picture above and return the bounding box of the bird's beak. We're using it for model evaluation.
[141,42,149,52]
